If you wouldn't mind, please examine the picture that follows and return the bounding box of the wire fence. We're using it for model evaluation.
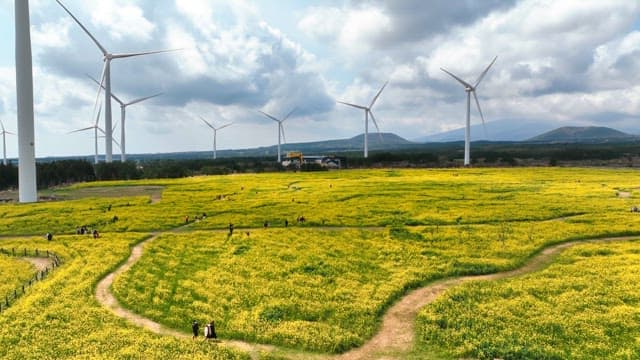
[0,248,62,313]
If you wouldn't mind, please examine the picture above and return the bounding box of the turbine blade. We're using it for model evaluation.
[111,48,182,59]
[258,110,279,122]
[474,56,498,88]
[280,123,287,144]
[94,104,102,127]
[127,93,162,106]
[87,73,124,105]
[218,122,234,130]
[472,91,487,138]
[0,119,5,132]
[91,63,107,119]
[369,81,388,108]
[199,116,215,129]
[337,101,368,110]
[55,0,108,56]
[4,131,16,136]
[440,68,473,88]
[282,107,296,122]
[369,110,382,136]
[68,126,95,134]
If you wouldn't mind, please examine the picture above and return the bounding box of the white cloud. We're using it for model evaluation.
[298,4,392,56]
[88,1,155,42]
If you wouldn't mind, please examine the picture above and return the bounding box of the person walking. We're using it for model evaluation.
[205,320,217,340]
[192,320,199,339]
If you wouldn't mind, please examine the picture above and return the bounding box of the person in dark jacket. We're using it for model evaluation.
[192,320,199,339]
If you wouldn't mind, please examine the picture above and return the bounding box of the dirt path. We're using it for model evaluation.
[95,233,276,359]
[95,235,639,360]
[22,257,51,272]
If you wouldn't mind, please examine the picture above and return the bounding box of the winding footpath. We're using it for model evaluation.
[95,233,640,360]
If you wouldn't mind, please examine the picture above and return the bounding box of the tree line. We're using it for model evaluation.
[0,141,637,191]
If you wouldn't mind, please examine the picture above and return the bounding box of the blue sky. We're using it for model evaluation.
[1,0,639,157]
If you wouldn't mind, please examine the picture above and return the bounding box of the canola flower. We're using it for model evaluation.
[0,234,248,359]
[0,168,639,357]
[0,255,35,300]
[416,240,640,359]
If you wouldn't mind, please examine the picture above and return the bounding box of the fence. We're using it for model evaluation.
[0,248,62,313]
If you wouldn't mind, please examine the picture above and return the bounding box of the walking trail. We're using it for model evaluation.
[95,233,639,360]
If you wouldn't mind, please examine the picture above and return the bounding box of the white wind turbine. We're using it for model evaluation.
[440,56,497,166]
[15,0,37,202]
[69,105,104,164]
[199,116,233,160]
[88,75,161,162]
[338,81,388,158]
[258,108,296,162]
[0,120,15,166]
[56,0,177,163]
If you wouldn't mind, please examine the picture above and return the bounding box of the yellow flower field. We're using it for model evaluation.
[0,255,35,301]
[416,240,640,359]
[0,167,639,358]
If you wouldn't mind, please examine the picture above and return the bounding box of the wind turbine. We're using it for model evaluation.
[338,81,388,158]
[258,108,295,162]
[199,116,233,160]
[69,105,104,164]
[56,0,177,163]
[0,120,15,166]
[440,56,497,166]
[15,0,37,202]
[88,75,161,162]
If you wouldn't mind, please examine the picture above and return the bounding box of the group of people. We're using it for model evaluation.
[75,225,100,239]
[192,320,217,341]
[185,213,208,224]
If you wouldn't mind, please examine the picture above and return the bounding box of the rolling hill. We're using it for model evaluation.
[527,126,637,143]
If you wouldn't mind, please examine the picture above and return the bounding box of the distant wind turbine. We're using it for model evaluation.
[0,120,15,166]
[56,0,178,163]
[68,105,105,164]
[199,116,233,160]
[258,108,296,162]
[440,56,497,166]
[88,75,161,162]
[338,81,388,158]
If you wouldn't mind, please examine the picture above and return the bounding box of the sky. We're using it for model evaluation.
[0,0,639,158]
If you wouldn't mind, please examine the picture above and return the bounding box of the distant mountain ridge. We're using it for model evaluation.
[415,118,560,142]
[214,132,417,158]
[527,126,636,143]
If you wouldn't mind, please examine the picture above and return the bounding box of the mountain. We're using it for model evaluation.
[200,133,417,158]
[527,126,636,143]
[415,118,559,142]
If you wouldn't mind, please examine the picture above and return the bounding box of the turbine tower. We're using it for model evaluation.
[15,0,37,202]
[56,0,176,163]
[0,120,15,166]
[199,116,233,160]
[258,108,295,162]
[89,75,161,162]
[440,56,497,166]
[68,106,104,164]
[338,81,388,158]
